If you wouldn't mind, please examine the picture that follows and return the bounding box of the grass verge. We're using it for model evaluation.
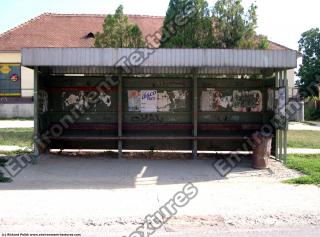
[0,150,34,156]
[287,130,320,149]
[0,128,33,147]
[284,154,320,185]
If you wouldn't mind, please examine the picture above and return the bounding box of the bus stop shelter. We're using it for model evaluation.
[21,48,298,162]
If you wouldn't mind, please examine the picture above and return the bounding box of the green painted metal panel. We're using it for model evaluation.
[38,75,278,152]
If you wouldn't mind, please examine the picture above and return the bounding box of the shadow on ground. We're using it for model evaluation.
[0,153,265,190]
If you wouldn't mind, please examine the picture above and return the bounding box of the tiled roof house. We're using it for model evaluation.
[0,13,296,118]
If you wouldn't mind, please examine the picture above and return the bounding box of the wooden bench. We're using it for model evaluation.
[47,123,262,141]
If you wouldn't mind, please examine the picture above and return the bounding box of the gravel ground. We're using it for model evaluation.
[0,154,319,235]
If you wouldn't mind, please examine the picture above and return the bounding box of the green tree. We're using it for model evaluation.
[297,28,320,98]
[94,5,145,48]
[212,0,268,49]
[160,0,214,48]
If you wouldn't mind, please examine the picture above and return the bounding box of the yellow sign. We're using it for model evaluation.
[0,65,12,74]
[0,93,21,96]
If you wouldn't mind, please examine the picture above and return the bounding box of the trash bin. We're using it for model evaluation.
[251,134,273,169]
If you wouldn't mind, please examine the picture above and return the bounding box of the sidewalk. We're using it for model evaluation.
[304,121,320,127]
[0,120,33,128]
[289,122,320,131]
[287,148,320,154]
[0,145,32,152]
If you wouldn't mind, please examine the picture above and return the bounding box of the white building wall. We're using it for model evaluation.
[0,52,21,63]
[287,69,297,98]
[21,66,34,97]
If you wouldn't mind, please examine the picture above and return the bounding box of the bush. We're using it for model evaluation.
[304,98,320,120]
[305,107,320,120]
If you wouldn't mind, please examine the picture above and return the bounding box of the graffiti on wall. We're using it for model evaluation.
[38,90,48,113]
[278,88,286,117]
[157,91,171,112]
[200,89,233,111]
[200,88,263,112]
[131,114,164,123]
[232,90,262,112]
[267,88,275,111]
[62,91,112,111]
[128,90,140,112]
[98,92,112,107]
[128,89,188,112]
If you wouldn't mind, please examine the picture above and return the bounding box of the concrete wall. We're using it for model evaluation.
[0,103,34,118]
[287,69,295,98]
[288,101,304,122]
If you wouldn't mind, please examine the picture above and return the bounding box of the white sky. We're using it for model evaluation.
[0,0,319,50]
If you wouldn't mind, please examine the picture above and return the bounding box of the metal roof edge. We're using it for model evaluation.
[21,48,298,70]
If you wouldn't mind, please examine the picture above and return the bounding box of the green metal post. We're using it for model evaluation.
[284,70,288,163]
[275,72,279,160]
[33,67,39,163]
[279,71,283,161]
[192,70,198,160]
[118,73,123,159]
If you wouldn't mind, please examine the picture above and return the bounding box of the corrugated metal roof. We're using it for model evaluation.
[49,66,263,75]
[22,48,297,74]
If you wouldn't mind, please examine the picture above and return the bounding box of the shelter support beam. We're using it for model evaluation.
[284,70,288,164]
[33,67,39,163]
[275,70,288,163]
[192,70,198,159]
[118,73,123,159]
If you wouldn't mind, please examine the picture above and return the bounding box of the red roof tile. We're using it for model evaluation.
[0,13,164,51]
[0,13,290,51]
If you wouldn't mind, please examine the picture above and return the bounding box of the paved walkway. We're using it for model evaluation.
[289,122,320,131]
[305,121,320,127]
[0,120,33,128]
[0,156,319,234]
[0,145,32,152]
[287,148,320,154]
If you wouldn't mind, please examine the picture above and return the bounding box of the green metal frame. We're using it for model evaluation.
[274,70,288,163]
[192,70,198,159]
[33,70,287,160]
[33,66,39,163]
